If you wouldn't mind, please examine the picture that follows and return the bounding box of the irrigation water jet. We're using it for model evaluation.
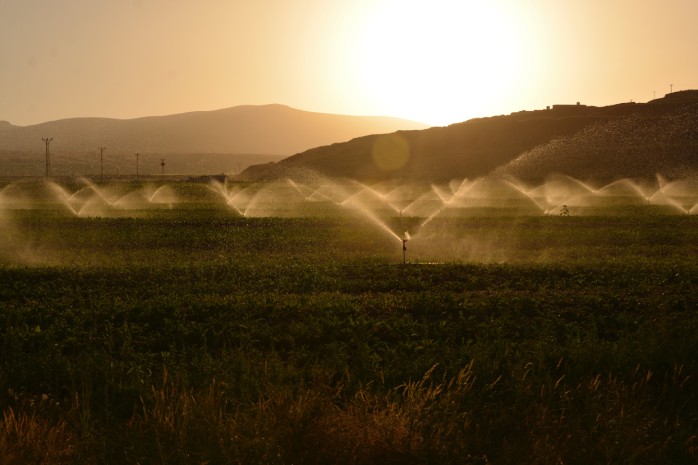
[418,178,483,229]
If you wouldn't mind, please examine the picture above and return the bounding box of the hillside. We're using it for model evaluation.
[495,105,698,181]
[242,92,698,183]
[0,104,428,156]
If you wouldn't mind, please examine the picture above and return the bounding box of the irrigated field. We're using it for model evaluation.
[1,178,697,464]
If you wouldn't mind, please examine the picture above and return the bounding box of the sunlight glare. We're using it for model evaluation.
[354,0,525,126]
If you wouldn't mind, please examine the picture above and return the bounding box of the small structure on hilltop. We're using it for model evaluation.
[550,102,589,116]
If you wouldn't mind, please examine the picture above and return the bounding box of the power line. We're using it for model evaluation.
[42,137,53,176]
[99,146,106,180]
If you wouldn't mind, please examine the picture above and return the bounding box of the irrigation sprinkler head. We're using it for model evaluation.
[401,231,410,264]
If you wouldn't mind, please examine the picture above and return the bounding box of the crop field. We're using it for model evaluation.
[1,177,697,464]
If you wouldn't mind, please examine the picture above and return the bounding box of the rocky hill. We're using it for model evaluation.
[242,92,698,183]
[495,106,698,182]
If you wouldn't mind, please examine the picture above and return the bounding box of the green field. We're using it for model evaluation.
[1,178,697,464]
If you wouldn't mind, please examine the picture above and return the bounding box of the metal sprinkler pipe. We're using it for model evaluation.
[401,231,410,264]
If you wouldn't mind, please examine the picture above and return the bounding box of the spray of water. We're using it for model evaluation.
[503,179,548,213]
[2,173,697,266]
[343,195,402,242]
[419,178,483,229]
[46,182,80,216]
[209,179,253,216]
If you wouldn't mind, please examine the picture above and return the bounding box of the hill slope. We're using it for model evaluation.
[243,92,698,182]
[495,107,698,181]
[0,104,428,156]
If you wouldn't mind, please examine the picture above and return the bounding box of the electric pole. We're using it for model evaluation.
[135,153,140,179]
[42,138,53,176]
[99,146,106,180]
[670,83,674,94]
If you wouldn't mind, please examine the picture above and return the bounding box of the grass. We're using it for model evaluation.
[0,191,697,464]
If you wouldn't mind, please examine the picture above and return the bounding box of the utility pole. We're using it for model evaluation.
[42,138,53,176]
[160,158,165,176]
[135,153,140,179]
[670,83,674,94]
[98,146,106,180]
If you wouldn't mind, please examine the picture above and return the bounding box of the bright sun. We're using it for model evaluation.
[354,0,525,126]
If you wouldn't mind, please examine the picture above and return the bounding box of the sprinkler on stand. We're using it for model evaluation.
[402,231,410,264]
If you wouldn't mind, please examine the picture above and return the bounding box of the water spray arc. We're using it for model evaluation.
[221,174,698,263]
[1,173,697,268]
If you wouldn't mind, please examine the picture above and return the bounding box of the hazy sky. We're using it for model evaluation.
[1,0,697,127]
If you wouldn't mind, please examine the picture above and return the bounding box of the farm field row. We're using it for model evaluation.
[0,197,697,464]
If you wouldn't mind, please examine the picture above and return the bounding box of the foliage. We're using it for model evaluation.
[0,205,696,464]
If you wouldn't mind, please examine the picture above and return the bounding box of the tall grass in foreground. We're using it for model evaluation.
[0,407,75,464]
[2,360,695,464]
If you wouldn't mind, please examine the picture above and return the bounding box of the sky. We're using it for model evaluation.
[1,0,697,127]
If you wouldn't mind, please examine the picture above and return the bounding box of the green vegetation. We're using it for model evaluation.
[1,203,697,464]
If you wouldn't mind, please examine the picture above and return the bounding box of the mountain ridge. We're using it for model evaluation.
[241,92,698,183]
[0,104,428,156]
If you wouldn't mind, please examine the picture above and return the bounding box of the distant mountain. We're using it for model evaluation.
[242,91,698,183]
[0,104,428,156]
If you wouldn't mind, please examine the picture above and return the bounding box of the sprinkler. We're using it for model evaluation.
[402,231,410,264]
